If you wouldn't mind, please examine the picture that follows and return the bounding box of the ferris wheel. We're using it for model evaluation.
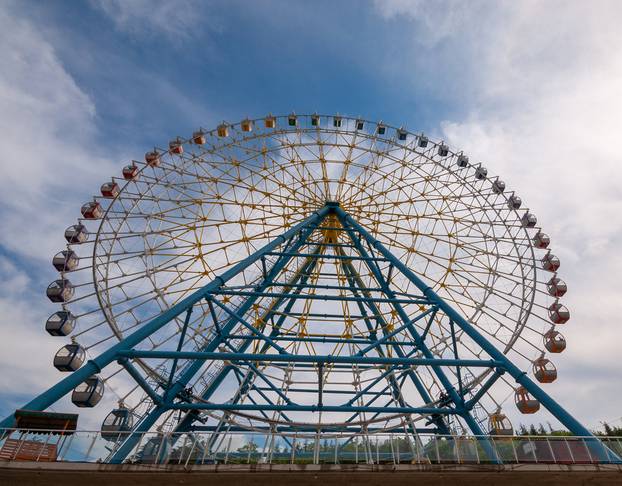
[6,113,581,460]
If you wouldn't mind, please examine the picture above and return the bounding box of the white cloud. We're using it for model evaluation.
[92,0,221,39]
[0,4,115,418]
[375,0,622,428]
[0,5,117,261]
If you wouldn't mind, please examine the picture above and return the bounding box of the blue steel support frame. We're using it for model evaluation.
[171,243,326,445]
[335,211,493,444]
[1,202,617,464]
[0,207,329,431]
[334,205,620,462]
[338,254,450,435]
[107,209,330,462]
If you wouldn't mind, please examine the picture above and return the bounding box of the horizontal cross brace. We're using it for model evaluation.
[169,403,458,414]
[207,290,429,305]
[266,251,388,262]
[117,350,502,368]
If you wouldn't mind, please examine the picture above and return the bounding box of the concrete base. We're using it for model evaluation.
[1,461,622,486]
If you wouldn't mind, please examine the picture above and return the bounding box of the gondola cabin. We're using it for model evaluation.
[81,202,102,219]
[521,212,537,228]
[53,343,85,372]
[52,250,79,272]
[515,386,540,414]
[544,330,566,353]
[122,164,139,180]
[489,412,513,436]
[549,302,570,324]
[492,179,506,194]
[241,119,253,132]
[100,181,119,198]
[64,224,88,244]
[217,124,229,137]
[533,357,558,383]
[507,195,522,210]
[192,131,206,145]
[533,231,550,249]
[72,376,104,408]
[101,408,134,441]
[541,253,561,272]
[45,311,76,336]
[168,139,183,155]
[46,279,74,303]
[145,151,161,166]
[546,277,567,297]
[265,115,276,128]
[475,166,488,180]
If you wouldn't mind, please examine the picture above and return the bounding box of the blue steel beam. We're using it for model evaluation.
[118,350,502,368]
[168,403,458,414]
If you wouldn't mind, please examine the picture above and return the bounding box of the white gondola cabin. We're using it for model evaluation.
[544,330,566,353]
[515,386,540,414]
[333,116,342,128]
[81,202,102,219]
[45,311,76,336]
[65,224,88,244]
[532,357,557,383]
[53,343,85,372]
[72,376,104,408]
[46,279,74,303]
[101,407,134,441]
[52,250,79,272]
[355,119,364,130]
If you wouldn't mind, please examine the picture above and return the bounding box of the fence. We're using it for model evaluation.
[1,429,621,466]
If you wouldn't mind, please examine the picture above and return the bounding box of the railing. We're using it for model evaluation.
[1,429,621,466]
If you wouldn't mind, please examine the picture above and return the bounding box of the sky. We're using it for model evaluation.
[0,0,621,432]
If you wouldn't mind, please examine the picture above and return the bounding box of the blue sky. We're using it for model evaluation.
[1,0,622,431]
